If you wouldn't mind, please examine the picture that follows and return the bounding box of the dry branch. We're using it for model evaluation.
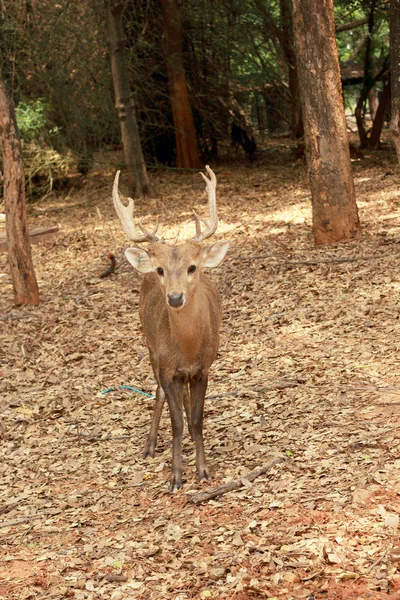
[0,226,60,252]
[0,514,42,529]
[189,456,285,504]
[233,254,375,265]
[206,380,301,400]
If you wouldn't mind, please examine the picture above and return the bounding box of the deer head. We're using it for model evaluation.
[112,166,229,310]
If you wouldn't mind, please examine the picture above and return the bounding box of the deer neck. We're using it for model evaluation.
[167,290,208,358]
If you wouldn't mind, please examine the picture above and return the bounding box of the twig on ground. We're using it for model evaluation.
[0,314,31,321]
[300,567,325,581]
[67,430,139,442]
[206,380,301,400]
[233,254,375,265]
[366,542,392,574]
[0,515,43,529]
[189,456,285,504]
[101,574,128,583]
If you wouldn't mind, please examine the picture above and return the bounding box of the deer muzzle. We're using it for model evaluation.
[168,293,184,308]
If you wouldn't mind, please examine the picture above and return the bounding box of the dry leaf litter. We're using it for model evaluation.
[0,146,400,600]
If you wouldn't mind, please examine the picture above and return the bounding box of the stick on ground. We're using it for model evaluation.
[190,456,285,504]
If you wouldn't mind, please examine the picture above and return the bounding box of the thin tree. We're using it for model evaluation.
[292,0,360,245]
[160,0,201,169]
[105,0,153,197]
[390,0,400,162]
[0,74,39,305]
[255,0,303,138]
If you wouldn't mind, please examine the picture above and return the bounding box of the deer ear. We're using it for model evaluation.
[201,240,230,269]
[125,248,155,273]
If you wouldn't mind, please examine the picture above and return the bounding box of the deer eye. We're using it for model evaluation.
[188,265,196,274]
[156,267,164,276]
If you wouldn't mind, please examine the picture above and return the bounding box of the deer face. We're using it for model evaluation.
[125,239,229,310]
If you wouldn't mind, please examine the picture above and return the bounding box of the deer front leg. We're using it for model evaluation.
[143,385,165,458]
[183,386,194,440]
[189,372,210,482]
[160,374,184,492]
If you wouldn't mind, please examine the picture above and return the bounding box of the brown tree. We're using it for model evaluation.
[292,0,360,245]
[254,0,303,137]
[0,75,39,305]
[160,0,201,169]
[390,0,400,162]
[105,0,153,197]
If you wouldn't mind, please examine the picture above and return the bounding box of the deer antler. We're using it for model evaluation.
[112,171,159,243]
[192,165,218,243]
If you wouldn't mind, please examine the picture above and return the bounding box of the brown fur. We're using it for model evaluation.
[137,240,226,491]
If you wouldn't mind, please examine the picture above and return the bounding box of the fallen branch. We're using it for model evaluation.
[0,514,43,529]
[300,567,325,581]
[101,574,128,583]
[233,254,375,265]
[206,381,301,400]
[67,429,139,442]
[189,456,285,504]
[366,542,392,574]
[0,226,60,252]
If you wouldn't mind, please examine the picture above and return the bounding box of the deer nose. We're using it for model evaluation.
[168,293,184,308]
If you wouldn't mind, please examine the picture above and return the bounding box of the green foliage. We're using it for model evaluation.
[15,98,51,142]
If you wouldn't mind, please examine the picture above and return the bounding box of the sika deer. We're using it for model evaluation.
[112,166,229,491]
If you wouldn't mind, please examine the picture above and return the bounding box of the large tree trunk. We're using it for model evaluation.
[0,75,39,305]
[390,0,400,162]
[292,0,360,245]
[160,0,202,169]
[105,0,153,197]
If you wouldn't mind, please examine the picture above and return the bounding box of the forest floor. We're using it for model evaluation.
[1,140,400,600]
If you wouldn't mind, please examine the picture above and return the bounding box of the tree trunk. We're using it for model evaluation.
[0,75,39,305]
[160,0,202,169]
[390,0,400,162]
[279,0,303,138]
[368,87,379,121]
[369,83,391,148]
[355,1,376,149]
[105,0,153,197]
[292,0,360,245]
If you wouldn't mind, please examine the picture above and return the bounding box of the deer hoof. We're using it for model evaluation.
[169,474,182,493]
[142,445,155,459]
[198,467,210,482]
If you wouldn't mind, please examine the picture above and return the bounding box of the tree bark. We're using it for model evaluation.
[292,0,360,245]
[0,75,39,305]
[105,0,153,197]
[369,83,391,148]
[279,0,303,137]
[390,0,400,162]
[355,1,376,149]
[160,0,201,169]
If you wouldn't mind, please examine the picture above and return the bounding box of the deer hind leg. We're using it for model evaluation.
[143,385,165,458]
[183,385,194,440]
[189,372,210,482]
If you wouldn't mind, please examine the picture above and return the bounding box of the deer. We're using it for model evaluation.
[112,166,229,492]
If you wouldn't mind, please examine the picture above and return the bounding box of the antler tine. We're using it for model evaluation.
[112,171,158,243]
[138,218,159,242]
[192,165,219,243]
